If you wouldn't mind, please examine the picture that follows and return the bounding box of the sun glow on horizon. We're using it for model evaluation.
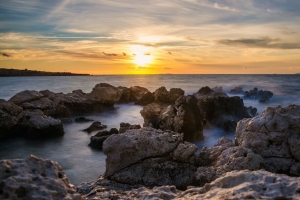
[131,45,153,67]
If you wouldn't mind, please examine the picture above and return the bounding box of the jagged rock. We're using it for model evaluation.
[211,86,223,92]
[21,97,53,110]
[119,122,141,133]
[181,170,300,200]
[247,106,257,117]
[87,83,121,105]
[75,116,94,123]
[79,170,300,200]
[235,105,300,174]
[229,86,244,95]
[0,155,82,200]
[8,90,44,105]
[117,86,132,103]
[135,92,154,105]
[103,128,199,189]
[130,86,150,102]
[193,86,228,98]
[83,121,107,133]
[0,101,23,138]
[19,110,64,139]
[198,96,251,132]
[140,96,206,141]
[196,137,264,186]
[244,87,273,103]
[89,128,119,150]
[154,86,184,104]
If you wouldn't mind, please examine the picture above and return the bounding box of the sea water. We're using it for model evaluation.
[0,74,300,185]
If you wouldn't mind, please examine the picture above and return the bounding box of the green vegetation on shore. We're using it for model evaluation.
[0,68,90,76]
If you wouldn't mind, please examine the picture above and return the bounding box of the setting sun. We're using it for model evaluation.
[130,45,153,67]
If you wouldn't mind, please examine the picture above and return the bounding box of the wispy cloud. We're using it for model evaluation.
[0,52,10,57]
[60,29,93,33]
[217,37,300,49]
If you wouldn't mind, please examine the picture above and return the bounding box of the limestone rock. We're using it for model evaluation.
[75,116,94,123]
[154,86,184,104]
[235,105,300,174]
[0,155,82,200]
[87,83,121,105]
[89,128,119,150]
[103,128,183,177]
[117,86,132,103]
[140,96,206,141]
[135,91,155,105]
[19,110,64,139]
[198,96,251,132]
[244,87,273,103]
[119,122,141,133]
[8,90,44,105]
[83,121,107,133]
[21,97,53,110]
[172,142,198,163]
[193,86,228,98]
[130,86,150,101]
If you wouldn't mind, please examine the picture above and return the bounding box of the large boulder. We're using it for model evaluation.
[8,90,44,105]
[117,86,132,103]
[87,83,121,105]
[89,128,119,150]
[19,110,64,139]
[235,105,300,175]
[82,121,107,133]
[154,86,184,104]
[193,86,227,98]
[119,122,141,133]
[198,96,252,132]
[0,101,23,139]
[196,137,264,186]
[103,128,198,189]
[244,87,273,103]
[129,86,150,102]
[0,155,82,200]
[140,95,206,141]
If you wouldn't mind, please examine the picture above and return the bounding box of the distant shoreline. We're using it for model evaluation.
[0,68,90,77]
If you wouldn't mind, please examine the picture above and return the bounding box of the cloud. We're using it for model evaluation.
[138,66,153,69]
[0,52,10,57]
[60,29,93,33]
[213,3,238,12]
[164,67,172,69]
[217,37,300,49]
[103,52,118,56]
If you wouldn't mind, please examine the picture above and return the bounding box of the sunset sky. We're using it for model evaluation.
[1,0,300,74]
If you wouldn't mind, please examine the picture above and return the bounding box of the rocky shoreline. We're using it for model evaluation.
[1,83,299,199]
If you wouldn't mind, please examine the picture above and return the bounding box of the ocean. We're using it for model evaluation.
[1,74,300,185]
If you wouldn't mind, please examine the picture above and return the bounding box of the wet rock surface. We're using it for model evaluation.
[141,95,206,141]
[83,121,107,133]
[235,105,300,175]
[0,155,82,200]
[198,96,252,132]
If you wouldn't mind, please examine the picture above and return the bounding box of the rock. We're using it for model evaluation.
[8,90,44,105]
[0,101,23,139]
[229,86,244,95]
[211,86,223,92]
[83,121,107,133]
[75,116,94,123]
[119,122,141,133]
[129,86,150,102]
[19,110,64,139]
[117,86,132,103]
[193,86,228,98]
[154,86,184,104]
[87,83,121,105]
[247,106,257,117]
[0,155,82,200]
[198,96,251,132]
[181,170,300,200]
[140,96,206,141]
[244,87,273,103]
[196,137,264,186]
[197,137,235,167]
[135,91,155,105]
[21,97,53,110]
[235,105,300,174]
[79,170,300,200]
[103,128,199,189]
[89,128,119,150]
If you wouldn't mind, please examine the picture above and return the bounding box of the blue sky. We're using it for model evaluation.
[0,0,300,74]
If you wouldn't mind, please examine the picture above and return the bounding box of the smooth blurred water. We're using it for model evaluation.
[0,74,300,185]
